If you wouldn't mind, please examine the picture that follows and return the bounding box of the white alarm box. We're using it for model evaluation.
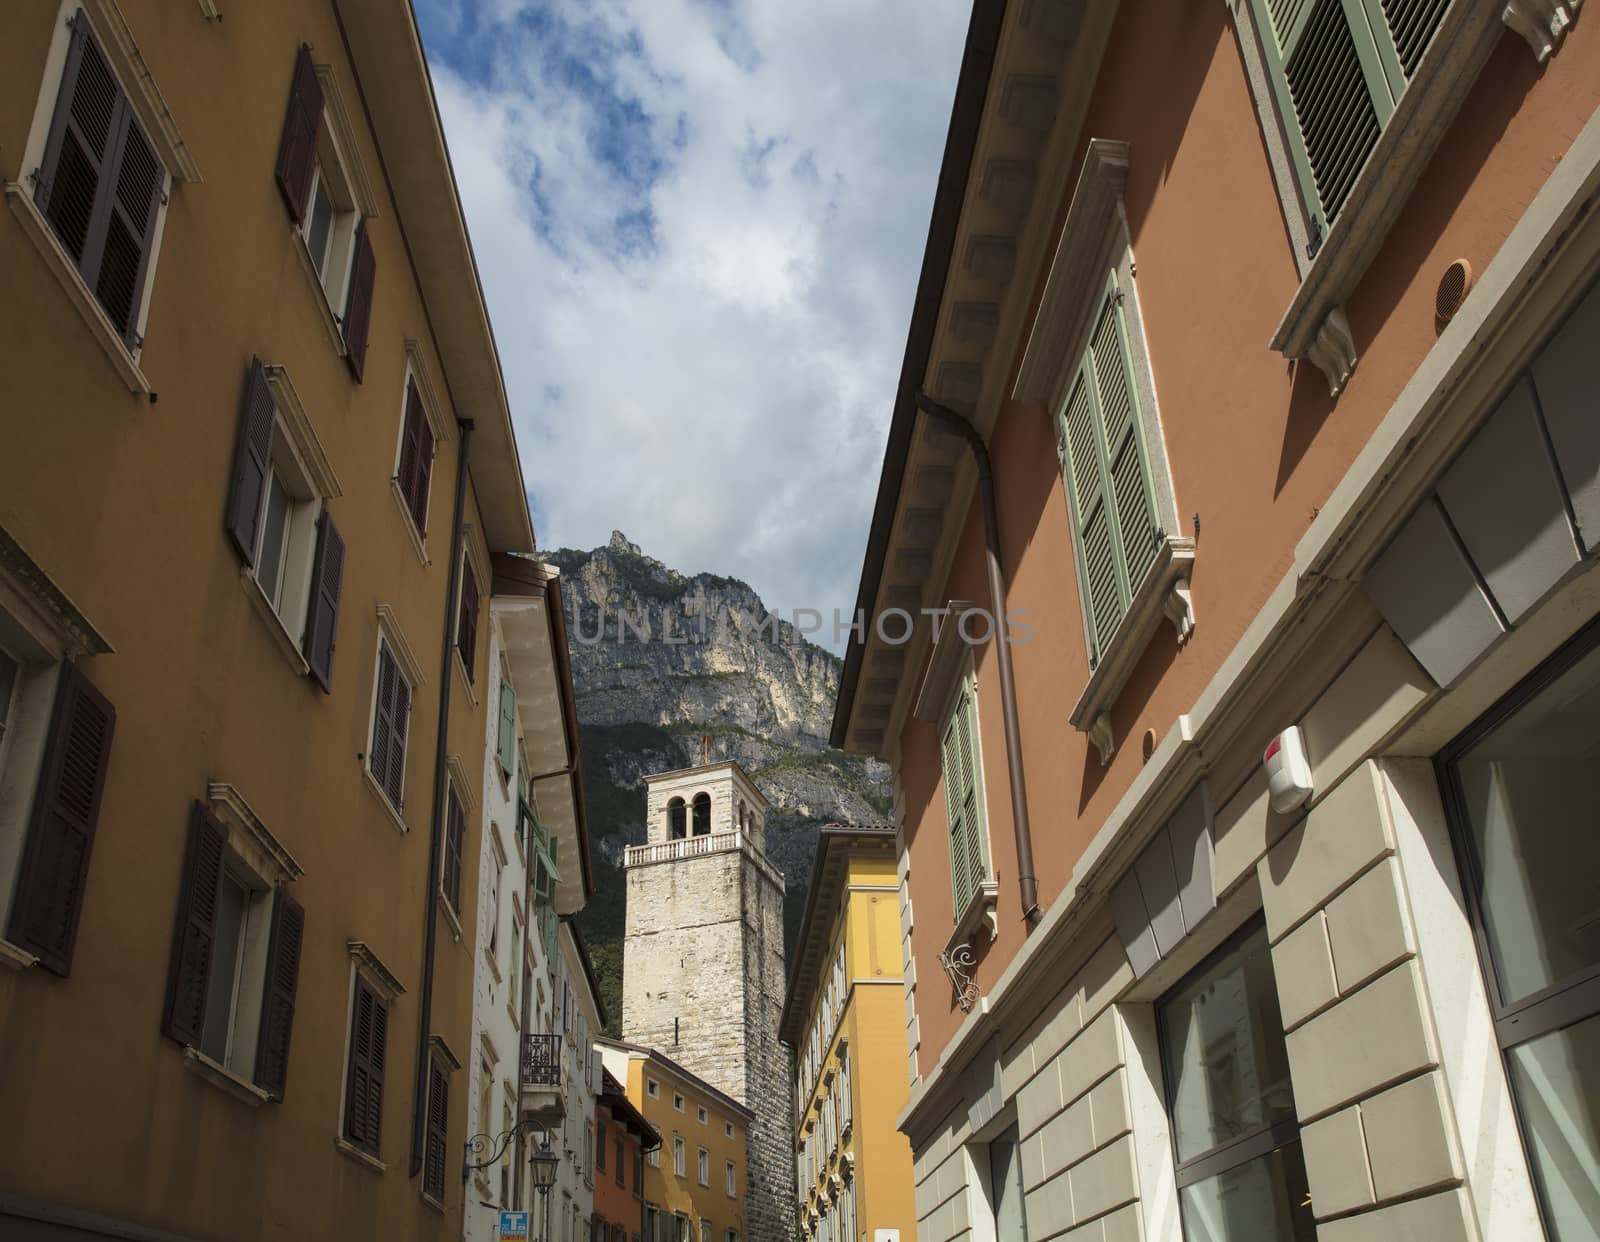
[1264,726,1313,813]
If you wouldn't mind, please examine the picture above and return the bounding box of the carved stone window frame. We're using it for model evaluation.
[1013,140,1194,766]
[1226,0,1581,395]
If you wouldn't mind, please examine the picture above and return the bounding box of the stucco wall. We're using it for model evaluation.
[897,0,1600,1076]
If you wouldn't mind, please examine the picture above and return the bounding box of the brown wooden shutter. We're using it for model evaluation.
[96,116,164,346]
[6,662,116,975]
[161,800,226,1043]
[275,45,322,223]
[253,886,304,1099]
[457,560,478,679]
[225,358,276,566]
[387,665,410,808]
[443,790,464,911]
[302,511,344,693]
[344,975,387,1154]
[424,1058,449,1200]
[342,221,375,382]
[398,379,434,535]
[36,14,110,264]
[369,645,395,797]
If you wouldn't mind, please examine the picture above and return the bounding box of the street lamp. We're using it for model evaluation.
[531,1139,559,1242]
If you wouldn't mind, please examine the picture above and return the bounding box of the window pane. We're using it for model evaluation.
[257,472,291,608]
[987,1124,1029,1242]
[307,172,335,280]
[1178,1142,1315,1242]
[200,872,248,1062]
[1505,1013,1600,1242]
[1450,641,1600,1005]
[1159,921,1296,1164]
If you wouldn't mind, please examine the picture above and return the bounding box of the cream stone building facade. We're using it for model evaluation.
[623,761,793,1241]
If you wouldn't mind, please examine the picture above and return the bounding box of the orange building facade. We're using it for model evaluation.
[593,1067,662,1242]
[833,3,1600,1241]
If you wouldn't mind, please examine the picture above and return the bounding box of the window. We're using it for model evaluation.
[441,787,465,915]
[983,1125,1029,1242]
[648,1144,660,1168]
[673,1092,684,1112]
[938,670,988,920]
[697,1146,709,1186]
[634,1149,644,1192]
[274,46,375,379]
[224,360,344,689]
[342,969,390,1157]
[1439,621,1600,1242]
[1157,917,1313,1241]
[697,1105,707,1125]
[647,1077,660,1099]
[667,796,686,840]
[497,672,519,780]
[691,792,711,836]
[724,1121,733,1139]
[488,850,504,960]
[725,1160,735,1196]
[456,557,480,683]
[1244,0,1448,246]
[597,1121,607,1171]
[161,799,304,1100]
[0,636,115,976]
[585,1119,596,1188]
[32,9,169,350]
[673,1135,685,1177]
[616,1136,625,1184]
[1056,272,1162,666]
[700,1220,711,1242]
[393,372,436,540]
[423,1049,451,1203]
[367,638,413,813]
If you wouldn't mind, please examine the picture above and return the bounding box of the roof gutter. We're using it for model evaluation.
[829,0,1008,751]
[915,394,1039,925]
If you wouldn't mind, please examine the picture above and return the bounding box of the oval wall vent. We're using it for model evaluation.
[1436,259,1473,327]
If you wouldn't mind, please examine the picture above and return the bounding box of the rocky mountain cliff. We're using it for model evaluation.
[543,533,890,1033]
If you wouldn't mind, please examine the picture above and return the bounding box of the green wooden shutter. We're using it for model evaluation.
[1059,361,1123,660]
[1091,281,1159,592]
[1248,0,1445,241]
[497,678,517,776]
[1057,280,1162,664]
[941,680,988,918]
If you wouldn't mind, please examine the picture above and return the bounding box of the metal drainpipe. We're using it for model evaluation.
[513,790,535,1209]
[914,392,1040,925]
[411,417,475,1178]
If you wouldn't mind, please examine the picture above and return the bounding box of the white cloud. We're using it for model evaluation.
[417,0,969,642]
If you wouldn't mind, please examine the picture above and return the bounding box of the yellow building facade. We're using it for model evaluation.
[780,827,915,1242]
[597,1037,752,1242]
[0,2,536,1238]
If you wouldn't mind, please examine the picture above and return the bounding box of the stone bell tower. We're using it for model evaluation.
[623,759,792,1241]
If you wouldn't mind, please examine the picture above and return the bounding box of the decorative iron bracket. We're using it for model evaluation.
[463,1121,540,1184]
[938,943,980,1013]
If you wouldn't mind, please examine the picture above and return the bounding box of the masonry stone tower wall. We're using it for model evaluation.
[624,763,794,1241]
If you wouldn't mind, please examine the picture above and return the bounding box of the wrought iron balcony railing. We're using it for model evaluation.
[521,1033,562,1088]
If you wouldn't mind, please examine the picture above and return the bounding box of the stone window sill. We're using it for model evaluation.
[389,478,431,568]
[420,1191,445,1215]
[438,891,464,944]
[362,765,410,835]
[1267,2,1529,394]
[241,570,311,679]
[334,1136,387,1174]
[5,183,152,396]
[1069,536,1195,765]
[291,224,349,358]
[453,649,478,706]
[181,1046,270,1106]
[0,937,39,971]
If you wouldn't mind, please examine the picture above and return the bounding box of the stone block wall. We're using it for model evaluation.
[741,854,795,1242]
[1259,762,1479,1239]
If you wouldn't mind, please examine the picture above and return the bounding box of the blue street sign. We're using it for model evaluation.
[500,1210,530,1241]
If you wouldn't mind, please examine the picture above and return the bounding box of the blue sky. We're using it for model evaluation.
[415,0,970,640]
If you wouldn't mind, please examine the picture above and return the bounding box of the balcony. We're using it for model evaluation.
[519,1033,564,1125]
[624,829,742,867]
